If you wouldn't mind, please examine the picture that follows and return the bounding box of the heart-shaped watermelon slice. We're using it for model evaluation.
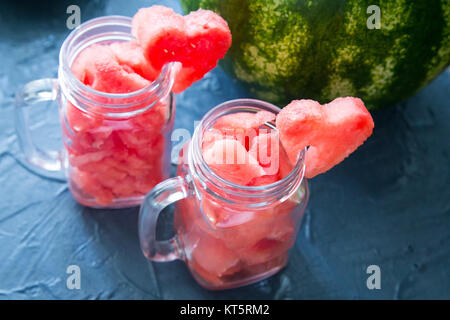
[131,5,232,93]
[276,97,374,178]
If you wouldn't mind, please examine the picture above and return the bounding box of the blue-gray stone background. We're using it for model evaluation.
[0,0,449,299]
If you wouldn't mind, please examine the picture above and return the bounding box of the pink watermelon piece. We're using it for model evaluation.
[131,6,232,93]
[66,31,178,206]
[131,6,186,70]
[247,130,294,184]
[71,44,150,93]
[233,210,295,266]
[202,138,266,186]
[190,232,241,281]
[212,111,275,152]
[134,133,166,159]
[239,238,290,266]
[197,191,296,252]
[130,102,169,131]
[276,97,374,178]
[201,111,292,187]
[112,176,137,197]
[200,194,256,228]
[66,111,168,205]
[248,130,280,176]
[202,128,227,152]
[65,102,103,133]
[213,111,275,134]
[71,168,115,206]
[69,150,109,168]
[246,175,279,187]
[171,65,198,94]
[110,40,159,82]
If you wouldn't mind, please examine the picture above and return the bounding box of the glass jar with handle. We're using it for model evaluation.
[15,16,177,208]
[139,99,309,290]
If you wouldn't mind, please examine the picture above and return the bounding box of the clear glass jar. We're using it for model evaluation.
[15,16,176,208]
[139,99,309,290]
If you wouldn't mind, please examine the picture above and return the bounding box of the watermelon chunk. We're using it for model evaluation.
[65,102,103,133]
[202,138,266,186]
[201,111,292,187]
[190,232,241,281]
[213,111,275,151]
[276,97,374,178]
[110,40,159,82]
[71,44,150,93]
[71,168,115,206]
[248,130,280,176]
[213,111,275,134]
[131,5,232,93]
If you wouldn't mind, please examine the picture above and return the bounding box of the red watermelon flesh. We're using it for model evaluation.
[110,40,159,82]
[182,98,373,284]
[276,97,374,178]
[65,102,103,133]
[131,5,231,93]
[131,6,186,70]
[70,168,115,206]
[235,210,295,266]
[71,44,150,93]
[213,111,275,135]
[189,231,241,281]
[202,138,266,186]
[182,9,232,70]
[245,174,279,187]
[68,130,167,205]
[189,192,296,274]
[201,110,290,187]
[248,130,280,177]
[171,65,200,94]
[212,111,275,151]
[66,35,179,206]
[65,103,170,206]
[248,130,294,182]
[200,194,256,228]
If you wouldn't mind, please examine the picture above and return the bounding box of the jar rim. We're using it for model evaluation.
[58,15,176,115]
[188,98,306,206]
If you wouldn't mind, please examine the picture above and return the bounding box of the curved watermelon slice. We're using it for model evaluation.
[190,232,241,281]
[131,5,232,93]
[213,111,275,151]
[276,97,374,178]
[71,44,150,93]
[110,40,159,82]
[65,102,103,133]
[248,130,280,176]
[202,138,266,186]
[213,111,275,134]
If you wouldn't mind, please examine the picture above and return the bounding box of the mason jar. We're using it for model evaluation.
[15,16,176,208]
[139,99,309,290]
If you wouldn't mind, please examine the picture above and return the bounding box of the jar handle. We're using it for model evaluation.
[15,78,65,181]
[139,176,190,262]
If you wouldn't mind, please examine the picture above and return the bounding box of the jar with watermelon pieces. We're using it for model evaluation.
[60,16,177,208]
[139,99,309,290]
[15,6,232,208]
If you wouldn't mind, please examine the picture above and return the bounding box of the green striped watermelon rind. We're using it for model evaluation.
[182,0,450,110]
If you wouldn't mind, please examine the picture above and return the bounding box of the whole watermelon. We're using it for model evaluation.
[181,0,450,109]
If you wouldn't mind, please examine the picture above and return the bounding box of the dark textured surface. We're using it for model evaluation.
[0,0,449,299]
